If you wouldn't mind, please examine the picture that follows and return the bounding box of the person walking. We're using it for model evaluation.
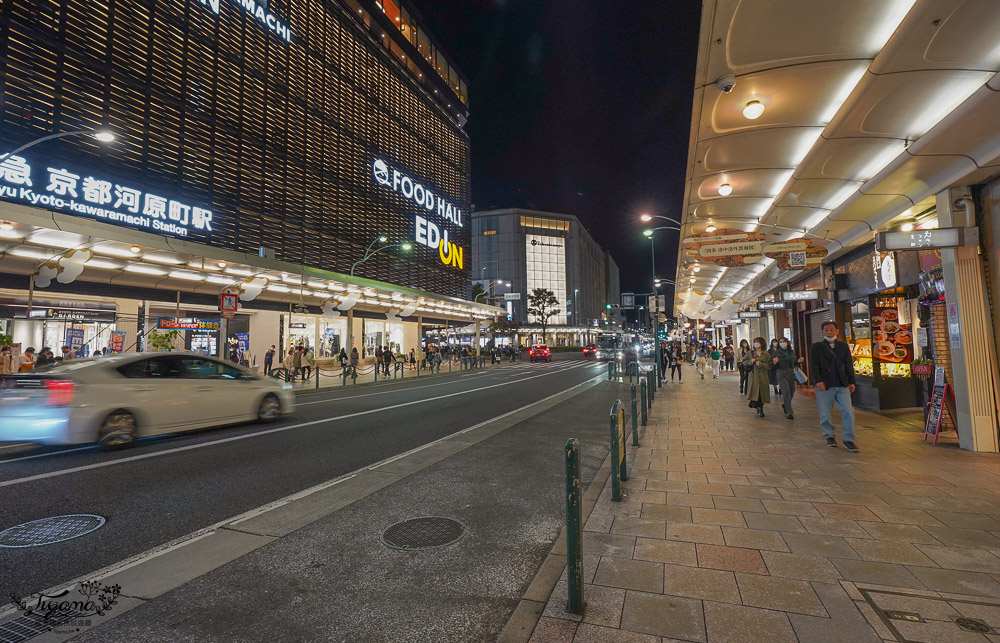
[768,339,781,396]
[695,345,708,379]
[809,321,858,451]
[264,345,276,376]
[409,348,416,370]
[349,347,359,370]
[723,344,734,371]
[742,337,771,417]
[375,345,383,375]
[771,338,804,420]
[292,346,304,380]
[282,348,296,381]
[668,348,683,383]
[302,346,314,381]
[339,347,348,369]
[737,339,751,394]
[17,347,36,372]
[709,345,722,379]
[36,347,53,370]
[383,345,393,376]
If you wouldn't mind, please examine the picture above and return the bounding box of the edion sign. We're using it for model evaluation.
[372,159,465,270]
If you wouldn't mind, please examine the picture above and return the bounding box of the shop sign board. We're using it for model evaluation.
[503,292,520,301]
[109,330,126,354]
[0,155,213,238]
[26,308,114,321]
[289,322,307,329]
[924,368,953,445]
[65,328,85,356]
[876,227,978,251]
[157,318,220,330]
[781,289,825,302]
[870,304,912,365]
[236,333,249,354]
[873,252,898,290]
[757,301,788,310]
[195,0,293,42]
[947,302,961,350]
[763,238,828,270]
[738,311,763,319]
[916,327,928,347]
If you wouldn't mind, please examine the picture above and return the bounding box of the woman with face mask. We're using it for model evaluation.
[737,339,751,394]
[741,337,770,416]
[771,338,805,419]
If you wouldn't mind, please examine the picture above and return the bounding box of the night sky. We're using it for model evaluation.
[414,0,702,302]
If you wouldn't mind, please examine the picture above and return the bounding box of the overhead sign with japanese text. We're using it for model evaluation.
[781,289,825,301]
[738,311,763,318]
[757,301,789,310]
[0,155,214,238]
[875,227,978,251]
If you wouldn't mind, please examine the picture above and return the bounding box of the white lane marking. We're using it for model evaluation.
[0,362,595,486]
[0,444,100,464]
[296,371,494,406]
[0,443,32,450]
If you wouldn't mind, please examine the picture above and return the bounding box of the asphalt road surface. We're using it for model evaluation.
[0,352,610,600]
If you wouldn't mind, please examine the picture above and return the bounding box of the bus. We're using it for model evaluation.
[595,333,623,361]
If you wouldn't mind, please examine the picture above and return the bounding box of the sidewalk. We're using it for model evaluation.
[526,372,1000,642]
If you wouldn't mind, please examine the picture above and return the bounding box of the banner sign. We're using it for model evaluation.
[876,227,978,251]
[65,327,85,356]
[157,317,220,330]
[682,229,767,267]
[738,311,763,318]
[763,238,828,270]
[109,330,126,354]
[236,333,249,354]
[757,301,788,310]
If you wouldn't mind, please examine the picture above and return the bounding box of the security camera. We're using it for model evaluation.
[716,74,736,93]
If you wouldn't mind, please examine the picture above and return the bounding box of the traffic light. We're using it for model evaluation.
[606,303,612,309]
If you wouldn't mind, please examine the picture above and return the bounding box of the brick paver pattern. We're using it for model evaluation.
[529,371,1000,643]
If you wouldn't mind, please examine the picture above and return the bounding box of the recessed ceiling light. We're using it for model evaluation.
[218,261,227,268]
[706,225,717,233]
[0,221,13,231]
[693,266,701,272]
[717,184,733,196]
[742,100,765,120]
[130,245,141,253]
[901,222,914,232]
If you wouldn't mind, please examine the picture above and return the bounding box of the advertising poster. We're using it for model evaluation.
[109,331,126,354]
[870,305,912,365]
[66,328,86,356]
[236,333,250,354]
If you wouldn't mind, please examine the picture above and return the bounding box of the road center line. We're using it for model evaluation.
[0,362,595,486]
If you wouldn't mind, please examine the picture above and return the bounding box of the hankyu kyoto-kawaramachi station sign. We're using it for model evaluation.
[683,229,828,269]
[0,155,214,237]
[372,159,465,270]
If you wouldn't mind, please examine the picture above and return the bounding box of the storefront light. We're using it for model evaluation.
[85,259,123,270]
[7,247,52,259]
[169,270,206,281]
[225,267,255,277]
[742,100,764,120]
[206,275,232,285]
[0,221,13,231]
[267,284,290,292]
[129,245,141,253]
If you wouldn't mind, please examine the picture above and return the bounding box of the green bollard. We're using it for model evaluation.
[607,361,613,381]
[630,384,639,446]
[565,438,584,614]
[647,370,655,405]
[640,379,648,426]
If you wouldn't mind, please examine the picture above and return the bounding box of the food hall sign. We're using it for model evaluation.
[372,159,465,270]
[0,155,213,237]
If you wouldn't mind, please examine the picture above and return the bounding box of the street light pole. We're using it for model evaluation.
[0,129,116,162]
[350,237,412,276]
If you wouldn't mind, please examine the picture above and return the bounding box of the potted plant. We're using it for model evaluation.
[146,329,182,352]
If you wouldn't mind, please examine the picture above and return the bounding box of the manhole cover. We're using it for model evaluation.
[0,515,105,548]
[954,617,994,633]
[380,516,466,551]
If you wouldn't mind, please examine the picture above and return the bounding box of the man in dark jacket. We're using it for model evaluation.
[808,321,858,451]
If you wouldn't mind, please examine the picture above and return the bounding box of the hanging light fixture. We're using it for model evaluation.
[742,100,765,120]
[718,183,733,196]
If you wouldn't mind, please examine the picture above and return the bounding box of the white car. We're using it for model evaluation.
[0,352,294,446]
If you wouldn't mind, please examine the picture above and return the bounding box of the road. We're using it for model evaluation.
[0,352,612,601]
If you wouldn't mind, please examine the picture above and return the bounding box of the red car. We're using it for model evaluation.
[582,344,597,358]
[529,345,552,363]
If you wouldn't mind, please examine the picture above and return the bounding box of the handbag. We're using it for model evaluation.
[793,367,808,384]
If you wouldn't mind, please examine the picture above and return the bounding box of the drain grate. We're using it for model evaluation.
[0,515,105,548]
[380,516,466,551]
[0,607,86,643]
[954,617,994,634]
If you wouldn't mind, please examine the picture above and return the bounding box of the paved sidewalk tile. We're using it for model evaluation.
[526,373,1000,642]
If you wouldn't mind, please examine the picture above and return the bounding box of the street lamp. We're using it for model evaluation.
[640,213,681,224]
[474,279,506,303]
[0,129,117,162]
[350,236,412,275]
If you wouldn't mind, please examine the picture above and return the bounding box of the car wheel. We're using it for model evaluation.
[98,410,138,449]
[257,394,281,423]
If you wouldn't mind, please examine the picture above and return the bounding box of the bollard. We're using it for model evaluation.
[630,384,639,446]
[609,399,628,501]
[647,370,655,405]
[640,379,648,426]
[607,361,614,381]
[565,438,584,614]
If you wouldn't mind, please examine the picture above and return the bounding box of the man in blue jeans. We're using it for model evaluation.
[808,321,858,452]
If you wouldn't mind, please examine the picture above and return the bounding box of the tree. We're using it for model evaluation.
[470,282,487,303]
[526,288,561,345]
[146,329,181,352]
[489,316,519,339]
